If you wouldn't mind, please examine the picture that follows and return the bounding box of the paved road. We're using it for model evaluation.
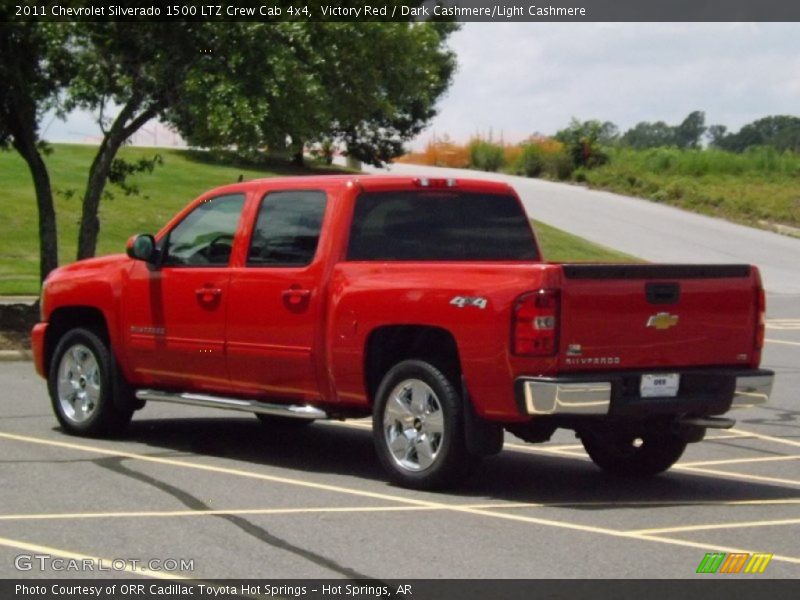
[0,308,798,580]
[364,162,800,295]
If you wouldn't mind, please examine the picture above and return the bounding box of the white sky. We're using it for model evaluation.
[42,22,800,149]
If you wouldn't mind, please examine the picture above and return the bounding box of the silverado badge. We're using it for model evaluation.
[647,312,679,330]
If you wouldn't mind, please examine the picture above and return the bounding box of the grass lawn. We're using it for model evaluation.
[533,220,638,263]
[580,147,800,230]
[0,144,638,294]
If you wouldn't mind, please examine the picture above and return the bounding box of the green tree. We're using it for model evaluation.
[706,124,728,148]
[620,121,675,149]
[66,22,210,260]
[168,21,457,167]
[555,119,610,168]
[717,115,800,153]
[0,20,72,283]
[674,110,706,149]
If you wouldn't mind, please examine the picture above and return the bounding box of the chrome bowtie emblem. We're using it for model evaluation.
[647,312,679,330]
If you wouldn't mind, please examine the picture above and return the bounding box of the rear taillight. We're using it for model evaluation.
[512,289,560,356]
[755,283,766,351]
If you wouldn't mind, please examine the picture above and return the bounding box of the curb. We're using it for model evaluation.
[0,350,32,361]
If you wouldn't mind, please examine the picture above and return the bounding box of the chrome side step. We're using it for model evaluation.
[135,389,327,420]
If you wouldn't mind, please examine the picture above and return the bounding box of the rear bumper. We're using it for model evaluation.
[31,322,48,378]
[515,368,774,417]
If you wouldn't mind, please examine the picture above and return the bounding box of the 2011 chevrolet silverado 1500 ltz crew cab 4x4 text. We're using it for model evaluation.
[32,175,774,489]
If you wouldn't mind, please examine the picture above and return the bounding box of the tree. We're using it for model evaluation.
[706,124,728,148]
[168,21,457,167]
[319,21,458,166]
[716,115,800,153]
[65,22,210,260]
[674,110,706,149]
[0,19,72,283]
[554,119,610,168]
[620,121,675,149]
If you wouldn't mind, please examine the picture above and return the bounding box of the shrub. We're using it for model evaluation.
[514,143,545,177]
[469,139,505,172]
[545,151,574,180]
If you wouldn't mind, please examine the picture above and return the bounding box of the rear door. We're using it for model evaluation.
[557,264,759,372]
[225,190,328,401]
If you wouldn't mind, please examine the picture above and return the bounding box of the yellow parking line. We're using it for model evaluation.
[631,517,800,536]
[0,506,442,521]
[705,432,752,440]
[3,431,800,567]
[673,464,800,488]
[330,421,800,487]
[730,428,800,449]
[766,338,800,346]
[0,535,190,579]
[680,455,800,468]
[4,498,800,523]
[0,431,441,509]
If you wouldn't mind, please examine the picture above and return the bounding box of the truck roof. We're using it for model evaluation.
[203,174,515,197]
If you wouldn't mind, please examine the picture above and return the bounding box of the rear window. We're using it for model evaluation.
[347,191,538,261]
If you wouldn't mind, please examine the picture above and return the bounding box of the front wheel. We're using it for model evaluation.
[48,328,133,437]
[373,360,479,490]
[580,428,687,477]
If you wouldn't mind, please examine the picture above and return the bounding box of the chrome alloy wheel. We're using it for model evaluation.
[382,379,445,472]
[56,344,102,424]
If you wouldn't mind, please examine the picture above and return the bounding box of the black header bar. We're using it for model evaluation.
[5,1,800,23]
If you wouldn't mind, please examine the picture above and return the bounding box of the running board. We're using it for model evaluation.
[135,389,327,420]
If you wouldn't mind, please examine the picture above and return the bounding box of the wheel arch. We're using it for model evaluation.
[44,306,111,376]
[364,325,462,406]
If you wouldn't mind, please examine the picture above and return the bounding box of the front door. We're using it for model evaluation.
[124,193,245,390]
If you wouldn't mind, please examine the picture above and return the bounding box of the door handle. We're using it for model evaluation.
[195,287,222,300]
[282,288,311,305]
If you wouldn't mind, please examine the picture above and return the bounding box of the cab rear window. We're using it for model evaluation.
[347,191,538,261]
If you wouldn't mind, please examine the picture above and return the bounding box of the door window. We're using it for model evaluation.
[162,194,245,267]
[247,191,327,267]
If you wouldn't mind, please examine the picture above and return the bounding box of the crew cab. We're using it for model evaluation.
[32,175,774,489]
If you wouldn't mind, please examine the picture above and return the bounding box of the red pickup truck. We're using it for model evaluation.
[32,175,774,489]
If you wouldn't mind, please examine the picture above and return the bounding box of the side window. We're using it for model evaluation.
[247,191,327,267]
[163,194,245,267]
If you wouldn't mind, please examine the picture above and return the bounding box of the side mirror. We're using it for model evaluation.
[126,234,157,263]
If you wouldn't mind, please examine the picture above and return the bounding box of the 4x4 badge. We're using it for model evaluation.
[647,312,679,330]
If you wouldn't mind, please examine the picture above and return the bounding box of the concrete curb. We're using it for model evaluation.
[0,349,32,361]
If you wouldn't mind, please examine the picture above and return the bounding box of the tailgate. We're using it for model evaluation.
[557,264,760,372]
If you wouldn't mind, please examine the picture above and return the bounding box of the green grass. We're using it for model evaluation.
[0,144,349,294]
[579,147,800,229]
[533,220,639,263]
[0,144,638,294]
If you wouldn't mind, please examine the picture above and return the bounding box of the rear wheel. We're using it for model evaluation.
[48,328,133,437]
[580,428,687,477]
[373,360,479,490]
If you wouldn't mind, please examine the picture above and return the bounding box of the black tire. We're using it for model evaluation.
[48,328,133,437]
[255,413,314,428]
[372,360,480,490]
[580,428,687,477]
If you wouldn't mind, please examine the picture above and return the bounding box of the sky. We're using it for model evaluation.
[42,22,800,149]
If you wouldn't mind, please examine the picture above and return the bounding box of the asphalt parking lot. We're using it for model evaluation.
[0,294,798,581]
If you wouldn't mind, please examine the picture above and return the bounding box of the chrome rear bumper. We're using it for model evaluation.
[517,369,774,417]
[732,374,774,408]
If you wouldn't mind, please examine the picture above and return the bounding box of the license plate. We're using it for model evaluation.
[640,373,680,398]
